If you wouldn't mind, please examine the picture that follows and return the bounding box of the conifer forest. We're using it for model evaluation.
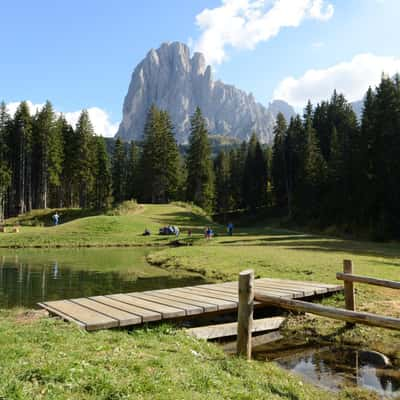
[1,75,399,239]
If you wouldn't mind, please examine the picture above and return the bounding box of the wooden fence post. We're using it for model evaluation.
[237,269,254,359]
[343,259,355,328]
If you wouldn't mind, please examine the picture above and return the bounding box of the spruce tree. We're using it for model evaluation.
[126,141,141,200]
[0,102,11,221]
[271,113,289,210]
[186,107,215,212]
[304,118,327,219]
[75,110,96,208]
[93,137,112,209]
[111,137,127,204]
[214,150,232,215]
[243,133,267,211]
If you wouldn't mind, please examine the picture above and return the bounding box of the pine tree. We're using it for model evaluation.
[214,150,232,215]
[0,102,11,221]
[229,141,247,210]
[243,133,267,211]
[32,101,63,209]
[126,141,141,200]
[304,118,327,219]
[271,113,289,210]
[111,137,127,204]
[75,110,96,208]
[59,116,78,207]
[186,107,215,212]
[10,102,33,214]
[140,106,180,203]
[93,137,112,209]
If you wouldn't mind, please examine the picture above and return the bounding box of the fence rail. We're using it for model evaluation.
[236,260,400,359]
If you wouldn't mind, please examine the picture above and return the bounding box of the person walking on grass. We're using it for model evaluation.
[227,222,234,236]
[52,212,60,226]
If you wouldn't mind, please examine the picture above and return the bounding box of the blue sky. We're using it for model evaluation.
[1,0,399,136]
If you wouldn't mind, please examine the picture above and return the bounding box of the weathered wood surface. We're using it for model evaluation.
[187,316,285,340]
[337,272,400,290]
[237,270,254,359]
[39,278,342,331]
[254,293,400,331]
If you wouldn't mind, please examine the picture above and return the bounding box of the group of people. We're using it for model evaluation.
[142,222,234,239]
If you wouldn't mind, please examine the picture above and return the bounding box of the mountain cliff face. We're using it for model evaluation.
[116,42,294,144]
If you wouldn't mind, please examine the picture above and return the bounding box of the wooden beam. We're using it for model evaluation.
[254,293,400,331]
[343,259,355,328]
[337,272,400,290]
[237,270,254,359]
[186,317,285,340]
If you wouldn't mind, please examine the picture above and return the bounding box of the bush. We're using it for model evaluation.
[107,200,141,216]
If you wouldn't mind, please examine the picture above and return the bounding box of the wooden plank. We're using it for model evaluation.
[171,288,237,310]
[108,294,185,319]
[90,296,161,322]
[38,302,86,329]
[258,278,342,293]
[187,317,285,340]
[254,293,400,331]
[127,293,203,316]
[41,300,118,330]
[337,272,400,290]
[70,298,141,326]
[184,286,239,301]
[146,291,219,313]
[255,281,315,296]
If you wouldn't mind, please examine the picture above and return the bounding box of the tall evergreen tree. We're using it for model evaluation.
[243,133,267,211]
[186,107,215,212]
[271,113,289,210]
[75,110,96,208]
[93,137,112,209]
[0,102,11,221]
[126,141,141,200]
[214,150,232,215]
[111,138,127,204]
[304,118,327,219]
[10,102,33,214]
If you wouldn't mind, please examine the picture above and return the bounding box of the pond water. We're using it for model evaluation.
[254,341,400,397]
[0,248,206,308]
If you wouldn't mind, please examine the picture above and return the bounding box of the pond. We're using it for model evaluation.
[0,248,206,309]
[254,341,400,397]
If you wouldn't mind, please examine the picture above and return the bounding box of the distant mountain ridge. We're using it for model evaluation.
[116,42,295,144]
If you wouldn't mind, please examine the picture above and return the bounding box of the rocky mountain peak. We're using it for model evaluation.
[116,41,294,144]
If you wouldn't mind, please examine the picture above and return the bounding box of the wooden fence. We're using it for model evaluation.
[237,260,400,359]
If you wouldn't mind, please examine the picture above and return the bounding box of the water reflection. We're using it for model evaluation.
[0,251,205,309]
[255,344,400,397]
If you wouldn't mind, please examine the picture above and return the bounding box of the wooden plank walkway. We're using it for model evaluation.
[38,278,343,331]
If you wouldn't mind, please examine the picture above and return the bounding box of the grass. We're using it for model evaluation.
[0,202,216,248]
[0,309,339,400]
[1,203,400,399]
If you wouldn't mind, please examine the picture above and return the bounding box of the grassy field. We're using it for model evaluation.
[1,203,399,399]
[0,202,215,248]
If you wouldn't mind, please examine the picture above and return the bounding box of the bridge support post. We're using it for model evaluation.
[343,259,355,328]
[237,269,254,359]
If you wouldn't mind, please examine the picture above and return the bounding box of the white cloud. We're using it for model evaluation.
[273,53,400,107]
[5,102,118,137]
[193,0,334,65]
[311,41,324,48]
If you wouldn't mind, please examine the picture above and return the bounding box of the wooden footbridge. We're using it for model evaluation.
[39,278,343,331]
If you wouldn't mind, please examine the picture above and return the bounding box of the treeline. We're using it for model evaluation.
[1,74,399,239]
[0,101,112,220]
[271,75,400,239]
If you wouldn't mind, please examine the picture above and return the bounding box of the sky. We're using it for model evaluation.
[1,0,399,137]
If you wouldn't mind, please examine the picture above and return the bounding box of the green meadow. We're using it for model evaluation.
[0,202,399,399]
